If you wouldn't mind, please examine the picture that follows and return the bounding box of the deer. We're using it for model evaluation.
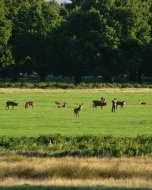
[57,102,67,108]
[74,103,83,117]
[25,101,34,109]
[101,97,106,103]
[55,101,67,108]
[6,101,19,109]
[92,100,107,109]
[139,100,146,105]
[116,101,126,108]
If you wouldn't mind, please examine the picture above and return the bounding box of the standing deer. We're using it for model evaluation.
[116,101,126,108]
[25,101,34,109]
[92,100,107,109]
[74,103,83,117]
[6,101,19,109]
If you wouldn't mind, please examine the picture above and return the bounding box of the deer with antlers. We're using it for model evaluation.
[92,97,107,109]
[74,103,83,117]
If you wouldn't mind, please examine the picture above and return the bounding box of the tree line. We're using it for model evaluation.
[0,0,152,84]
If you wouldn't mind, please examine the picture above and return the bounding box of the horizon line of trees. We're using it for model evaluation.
[0,0,152,84]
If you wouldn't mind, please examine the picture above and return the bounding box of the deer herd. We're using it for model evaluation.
[5,97,124,117]
[5,97,147,118]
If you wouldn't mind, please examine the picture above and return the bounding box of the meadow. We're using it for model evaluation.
[0,88,152,137]
[0,88,152,189]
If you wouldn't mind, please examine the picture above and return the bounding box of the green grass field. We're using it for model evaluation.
[0,89,152,137]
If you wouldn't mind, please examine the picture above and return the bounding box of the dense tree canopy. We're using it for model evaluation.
[53,0,152,83]
[0,0,152,83]
[0,0,12,67]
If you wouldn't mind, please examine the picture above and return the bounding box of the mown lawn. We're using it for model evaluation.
[0,89,152,137]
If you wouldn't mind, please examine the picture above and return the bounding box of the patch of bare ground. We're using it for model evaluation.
[0,156,151,188]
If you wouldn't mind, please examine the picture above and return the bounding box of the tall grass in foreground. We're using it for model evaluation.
[0,156,151,188]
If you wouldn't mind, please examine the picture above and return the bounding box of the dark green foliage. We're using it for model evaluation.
[1,82,152,89]
[0,0,12,67]
[0,135,151,157]
[0,0,152,83]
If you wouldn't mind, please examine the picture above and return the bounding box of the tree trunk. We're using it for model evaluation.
[74,74,82,84]
[104,75,114,83]
[11,70,19,82]
[10,65,19,82]
[129,71,136,82]
[137,73,142,84]
[39,74,46,82]
[12,74,19,82]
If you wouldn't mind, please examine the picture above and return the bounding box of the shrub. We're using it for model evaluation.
[0,135,151,157]
[0,82,152,89]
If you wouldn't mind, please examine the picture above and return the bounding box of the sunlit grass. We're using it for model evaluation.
[0,156,151,188]
[0,88,152,137]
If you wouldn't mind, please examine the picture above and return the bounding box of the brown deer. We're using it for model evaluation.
[116,101,126,108]
[6,101,19,109]
[92,100,107,109]
[25,101,34,109]
[74,103,83,117]
[101,97,106,103]
[58,102,67,108]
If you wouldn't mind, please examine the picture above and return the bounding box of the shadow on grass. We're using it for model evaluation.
[0,185,151,190]
[19,150,91,157]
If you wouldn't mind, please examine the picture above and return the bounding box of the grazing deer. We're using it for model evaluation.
[116,101,126,108]
[92,100,107,109]
[139,101,146,105]
[25,101,34,109]
[6,101,18,109]
[74,103,83,117]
